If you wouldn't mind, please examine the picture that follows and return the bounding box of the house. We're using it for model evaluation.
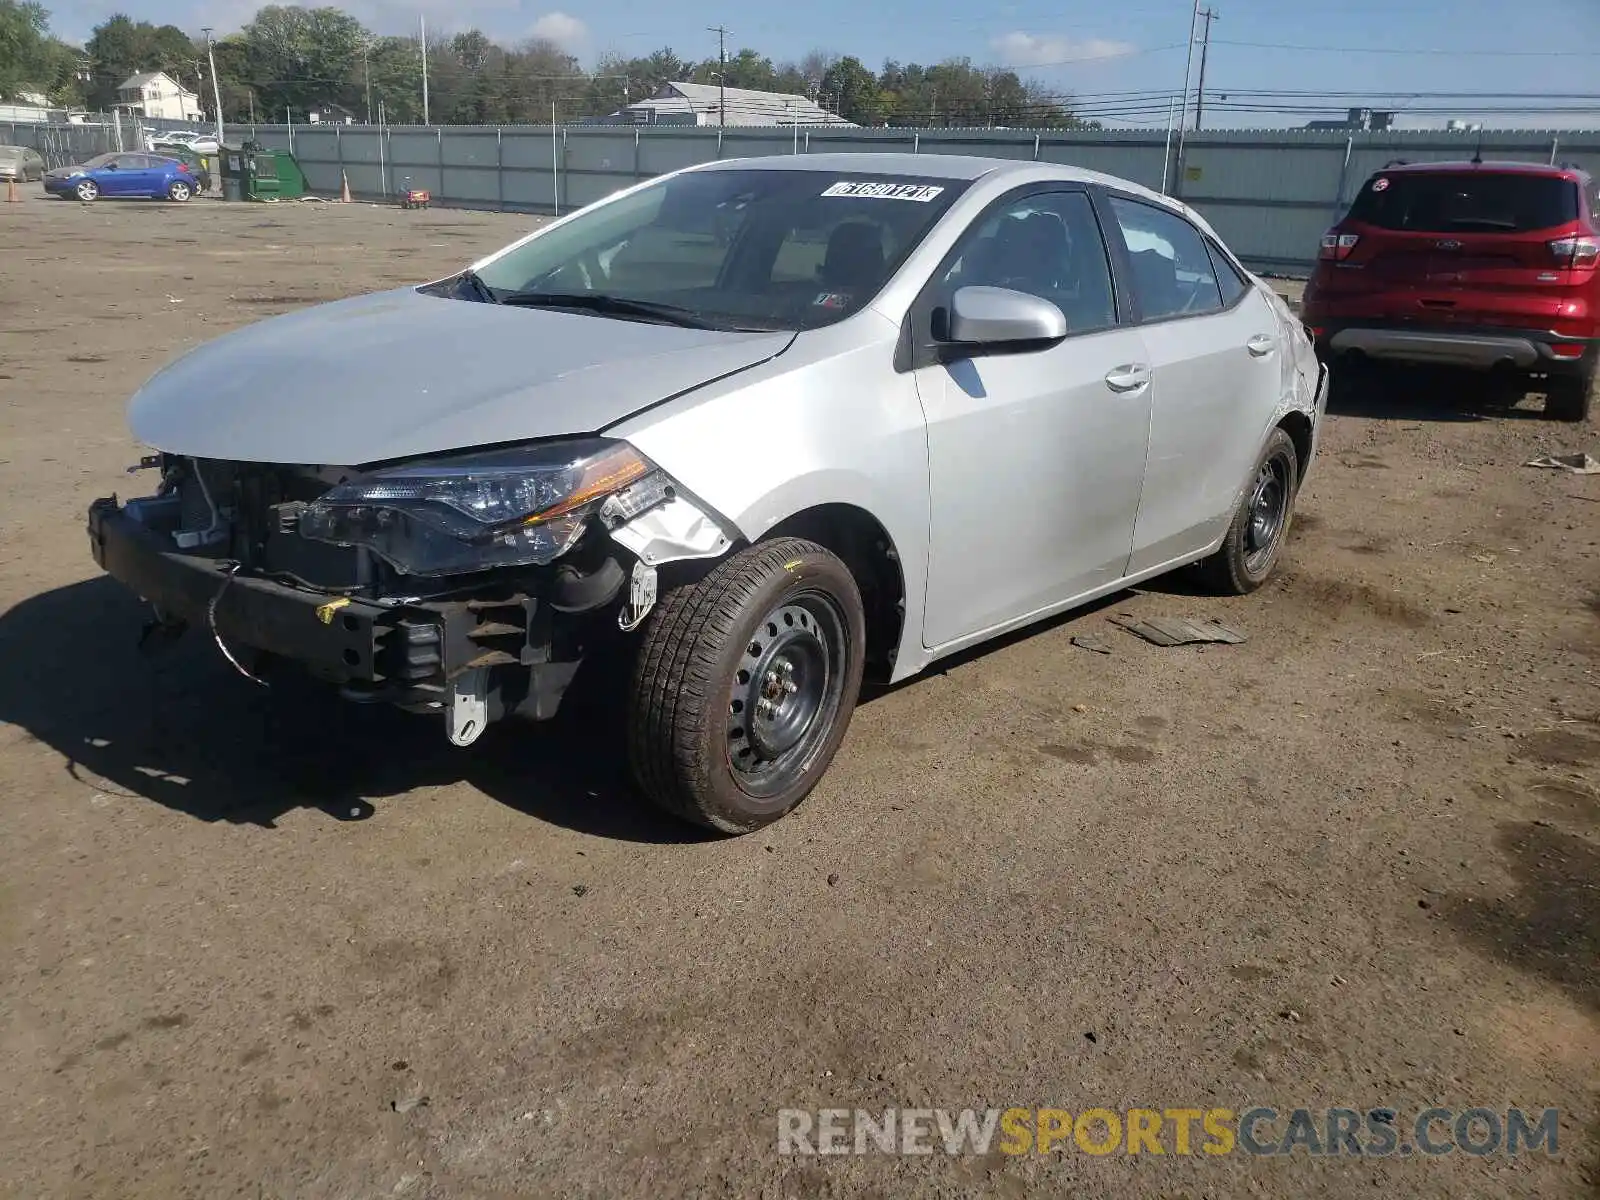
[307,103,357,125]
[116,72,204,122]
[592,81,855,128]
[1304,107,1395,132]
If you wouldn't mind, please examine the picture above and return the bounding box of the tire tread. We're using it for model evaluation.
[628,537,855,833]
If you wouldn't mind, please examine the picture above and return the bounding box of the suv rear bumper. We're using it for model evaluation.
[1316,323,1595,375]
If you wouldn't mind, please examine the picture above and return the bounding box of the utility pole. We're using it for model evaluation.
[1172,0,1202,198]
[420,14,430,125]
[707,24,728,127]
[1195,8,1219,130]
[201,27,225,145]
[1177,0,1201,133]
[363,45,372,124]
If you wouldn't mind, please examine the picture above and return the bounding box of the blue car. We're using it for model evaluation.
[43,151,199,202]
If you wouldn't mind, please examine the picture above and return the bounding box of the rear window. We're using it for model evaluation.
[1347,172,1579,234]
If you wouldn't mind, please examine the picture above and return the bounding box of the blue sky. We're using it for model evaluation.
[44,0,1600,128]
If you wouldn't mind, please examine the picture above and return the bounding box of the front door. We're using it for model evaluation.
[97,154,142,195]
[910,186,1153,650]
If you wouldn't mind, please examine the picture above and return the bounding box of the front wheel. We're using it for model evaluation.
[1196,427,1300,595]
[1545,372,1593,424]
[166,180,192,202]
[74,179,98,202]
[627,538,867,834]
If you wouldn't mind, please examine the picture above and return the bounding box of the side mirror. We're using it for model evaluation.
[943,285,1067,348]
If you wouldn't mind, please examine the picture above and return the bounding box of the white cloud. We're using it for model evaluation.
[527,11,587,48]
[990,32,1137,68]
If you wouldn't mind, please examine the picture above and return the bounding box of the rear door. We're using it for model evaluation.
[1101,193,1284,573]
[129,154,169,195]
[1337,170,1585,327]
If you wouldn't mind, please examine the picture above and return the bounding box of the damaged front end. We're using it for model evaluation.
[86,440,733,745]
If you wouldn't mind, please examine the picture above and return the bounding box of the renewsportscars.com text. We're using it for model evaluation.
[777,1106,1560,1158]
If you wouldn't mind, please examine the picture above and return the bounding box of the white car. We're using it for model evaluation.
[89,154,1327,833]
[148,129,219,155]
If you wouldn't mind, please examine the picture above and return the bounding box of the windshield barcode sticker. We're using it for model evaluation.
[822,181,945,202]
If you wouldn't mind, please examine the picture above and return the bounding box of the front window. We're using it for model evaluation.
[1347,172,1580,233]
[81,153,117,170]
[470,168,967,331]
[933,190,1119,334]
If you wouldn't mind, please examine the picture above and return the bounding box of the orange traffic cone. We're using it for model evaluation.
[5,177,19,203]
[340,171,352,203]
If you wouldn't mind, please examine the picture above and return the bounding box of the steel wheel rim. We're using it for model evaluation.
[171,182,190,200]
[1244,452,1291,573]
[726,592,848,801]
[76,181,96,200]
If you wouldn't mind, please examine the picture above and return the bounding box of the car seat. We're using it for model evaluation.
[818,221,887,289]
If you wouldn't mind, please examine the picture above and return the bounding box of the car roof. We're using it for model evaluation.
[696,151,1192,209]
[1376,159,1590,182]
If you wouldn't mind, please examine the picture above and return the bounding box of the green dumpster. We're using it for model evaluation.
[217,143,308,201]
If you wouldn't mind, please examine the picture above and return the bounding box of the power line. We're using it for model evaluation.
[1211,38,1595,57]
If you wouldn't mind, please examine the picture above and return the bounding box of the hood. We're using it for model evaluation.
[128,287,794,465]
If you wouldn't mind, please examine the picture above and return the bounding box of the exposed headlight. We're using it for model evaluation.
[299,438,673,576]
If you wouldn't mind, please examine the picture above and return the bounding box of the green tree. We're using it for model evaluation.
[83,14,197,110]
[0,2,86,104]
[690,47,777,91]
[238,5,367,120]
[819,55,879,123]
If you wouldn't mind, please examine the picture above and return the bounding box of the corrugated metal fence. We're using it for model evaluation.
[7,119,1597,274]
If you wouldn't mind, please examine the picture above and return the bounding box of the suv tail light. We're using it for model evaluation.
[1319,231,1360,262]
[1548,234,1600,267]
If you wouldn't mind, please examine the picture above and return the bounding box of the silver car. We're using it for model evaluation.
[0,145,46,182]
[89,154,1327,833]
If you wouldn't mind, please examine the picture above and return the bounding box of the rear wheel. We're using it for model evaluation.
[627,538,866,834]
[74,179,98,202]
[1196,428,1299,595]
[166,179,192,202]
[1545,371,1594,423]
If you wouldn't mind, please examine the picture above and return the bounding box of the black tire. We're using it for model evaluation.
[627,537,866,834]
[1196,427,1299,595]
[1545,372,1593,424]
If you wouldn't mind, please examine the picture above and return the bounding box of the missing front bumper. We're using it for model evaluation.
[87,496,615,726]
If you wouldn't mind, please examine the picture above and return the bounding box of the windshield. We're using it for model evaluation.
[471,168,968,331]
[1347,172,1579,233]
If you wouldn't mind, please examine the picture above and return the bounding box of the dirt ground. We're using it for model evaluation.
[1,191,1596,1199]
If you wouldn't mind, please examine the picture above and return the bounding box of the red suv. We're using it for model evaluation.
[1303,160,1597,422]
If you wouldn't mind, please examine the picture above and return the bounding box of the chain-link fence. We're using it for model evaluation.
[0,115,152,170]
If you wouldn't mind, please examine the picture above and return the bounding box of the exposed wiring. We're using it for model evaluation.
[207,564,270,687]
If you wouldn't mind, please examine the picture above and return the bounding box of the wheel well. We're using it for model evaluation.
[763,504,906,684]
[1278,410,1313,484]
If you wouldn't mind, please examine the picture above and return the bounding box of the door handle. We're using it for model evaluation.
[1247,334,1277,357]
[1104,364,1152,393]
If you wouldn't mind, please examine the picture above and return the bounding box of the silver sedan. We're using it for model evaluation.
[0,145,46,182]
[93,153,1327,833]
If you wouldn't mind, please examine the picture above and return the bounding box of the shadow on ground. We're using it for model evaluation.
[0,576,709,843]
[1442,819,1600,1014]
[1325,362,1555,423]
